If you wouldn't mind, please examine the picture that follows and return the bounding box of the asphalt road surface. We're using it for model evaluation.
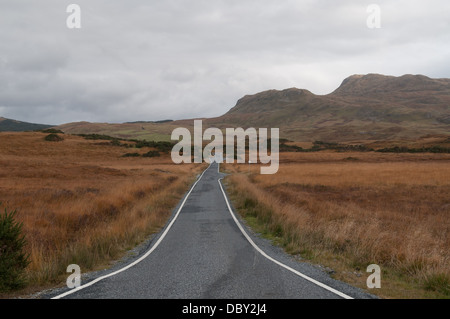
[48,162,374,299]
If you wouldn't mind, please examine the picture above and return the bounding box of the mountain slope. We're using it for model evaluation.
[0,117,54,132]
[205,74,450,141]
[54,73,450,142]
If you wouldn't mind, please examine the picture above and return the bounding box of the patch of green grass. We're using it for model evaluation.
[77,133,120,141]
[113,131,172,142]
[228,190,285,247]
[77,133,174,152]
[423,273,450,296]
[243,216,284,247]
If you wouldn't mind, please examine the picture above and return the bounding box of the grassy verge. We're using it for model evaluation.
[0,132,206,297]
[29,176,193,285]
[1,172,202,297]
[223,158,450,299]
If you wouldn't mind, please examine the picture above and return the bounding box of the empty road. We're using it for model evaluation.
[48,162,373,299]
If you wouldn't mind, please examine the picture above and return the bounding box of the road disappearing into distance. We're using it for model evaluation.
[51,162,373,299]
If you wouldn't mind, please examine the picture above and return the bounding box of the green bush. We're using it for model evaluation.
[131,139,174,153]
[40,128,64,134]
[142,150,160,158]
[0,207,30,292]
[77,134,118,141]
[44,133,64,142]
[121,152,140,157]
[110,139,122,146]
[376,146,450,153]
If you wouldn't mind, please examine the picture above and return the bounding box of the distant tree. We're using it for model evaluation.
[0,207,30,292]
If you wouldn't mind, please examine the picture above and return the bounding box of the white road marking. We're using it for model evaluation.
[217,173,354,300]
[52,163,212,299]
[53,161,353,299]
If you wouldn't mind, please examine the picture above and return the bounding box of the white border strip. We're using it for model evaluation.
[52,163,212,299]
[217,176,354,300]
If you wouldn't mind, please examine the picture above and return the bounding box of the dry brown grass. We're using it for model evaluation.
[224,151,450,298]
[0,132,205,295]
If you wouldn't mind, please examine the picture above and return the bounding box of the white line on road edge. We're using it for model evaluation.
[52,163,212,299]
[217,177,354,300]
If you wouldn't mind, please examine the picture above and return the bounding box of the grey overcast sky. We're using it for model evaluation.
[0,0,449,125]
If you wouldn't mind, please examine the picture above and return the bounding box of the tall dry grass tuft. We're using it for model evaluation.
[20,177,189,285]
[224,151,450,298]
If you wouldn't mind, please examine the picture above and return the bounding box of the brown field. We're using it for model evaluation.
[224,151,450,299]
[1,131,449,299]
[0,132,205,296]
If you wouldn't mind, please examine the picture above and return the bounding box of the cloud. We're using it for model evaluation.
[0,0,449,124]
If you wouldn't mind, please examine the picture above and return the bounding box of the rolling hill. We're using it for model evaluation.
[0,117,54,132]
[205,74,450,141]
[55,73,450,142]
